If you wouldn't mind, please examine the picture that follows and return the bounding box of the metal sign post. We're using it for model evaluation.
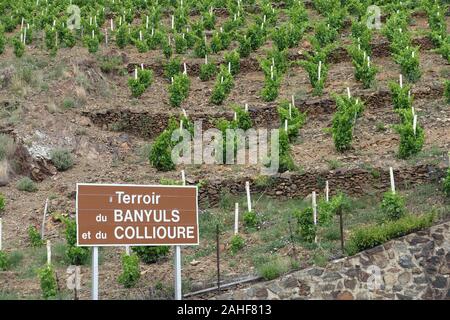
[92,246,98,300]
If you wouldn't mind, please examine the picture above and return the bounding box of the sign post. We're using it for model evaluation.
[92,246,98,300]
[76,183,199,301]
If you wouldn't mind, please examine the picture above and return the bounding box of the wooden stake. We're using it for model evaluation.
[325,181,329,202]
[318,61,322,81]
[234,203,239,235]
[216,225,221,293]
[312,191,317,225]
[245,181,252,212]
[0,218,2,251]
[181,170,186,186]
[41,198,48,239]
[413,115,417,136]
[399,74,403,88]
[312,191,317,243]
[389,167,396,194]
[46,240,51,265]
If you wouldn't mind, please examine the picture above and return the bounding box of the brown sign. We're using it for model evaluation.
[76,184,199,246]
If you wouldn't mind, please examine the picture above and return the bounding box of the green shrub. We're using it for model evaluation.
[346,212,435,256]
[332,95,364,152]
[351,18,372,54]
[0,251,8,270]
[210,66,234,105]
[299,53,328,96]
[161,38,172,59]
[444,80,450,104]
[13,37,25,58]
[193,37,210,58]
[437,39,450,63]
[169,73,190,107]
[164,57,181,80]
[224,50,240,75]
[50,149,73,171]
[38,265,58,299]
[202,11,216,30]
[118,253,141,288]
[128,68,153,97]
[313,21,338,47]
[261,75,281,102]
[257,258,289,280]
[294,207,316,243]
[246,23,266,51]
[128,78,146,98]
[210,32,223,54]
[238,35,252,58]
[229,234,245,254]
[28,225,44,247]
[380,191,407,221]
[116,25,129,49]
[64,218,89,265]
[277,100,307,141]
[389,80,413,110]
[132,246,170,264]
[174,33,187,54]
[0,32,5,54]
[318,192,348,226]
[17,177,38,192]
[86,36,99,53]
[99,55,123,74]
[149,130,176,171]
[395,109,425,159]
[0,193,5,212]
[348,44,377,88]
[444,168,450,197]
[232,105,253,130]
[199,61,217,81]
[243,211,258,229]
[394,47,421,83]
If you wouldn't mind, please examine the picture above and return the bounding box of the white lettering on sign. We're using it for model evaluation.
[113,209,180,223]
[115,191,161,205]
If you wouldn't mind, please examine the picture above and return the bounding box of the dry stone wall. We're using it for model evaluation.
[197,164,445,207]
[213,221,450,300]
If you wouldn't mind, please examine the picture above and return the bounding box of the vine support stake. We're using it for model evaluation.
[234,203,239,235]
[245,181,252,212]
[46,240,51,266]
[390,167,396,194]
[0,218,2,251]
[216,224,221,293]
[312,191,317,243]
[41,198,49,239]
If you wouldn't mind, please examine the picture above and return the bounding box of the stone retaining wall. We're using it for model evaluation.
[197,164,445,207]
[83,83,443,139]
[213,221,450,300]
